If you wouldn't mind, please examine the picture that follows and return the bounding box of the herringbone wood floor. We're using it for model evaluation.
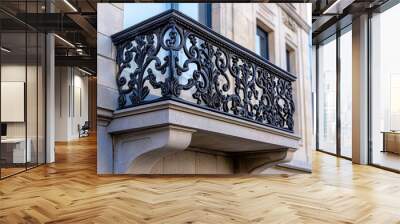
[1,135,400,224]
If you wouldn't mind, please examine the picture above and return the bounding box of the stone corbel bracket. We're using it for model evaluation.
[113,125,195,174]
[233,148,296,174]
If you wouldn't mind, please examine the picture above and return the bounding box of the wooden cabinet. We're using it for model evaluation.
[382,132,400,154]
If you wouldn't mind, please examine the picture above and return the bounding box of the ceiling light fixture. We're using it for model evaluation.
[322,0,354,15]
[323,0,341,14]
[63,0,78,12]
[1,47,11,53]
[54,34,75,48]
[76,48,85,55]
[78,67,93,76]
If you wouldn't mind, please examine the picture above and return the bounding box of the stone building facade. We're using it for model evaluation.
[97,3,313,174]
[211,3,313,171]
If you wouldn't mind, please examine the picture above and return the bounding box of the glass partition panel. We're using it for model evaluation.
[340,28,352,158]
[317,36,337,154]
[0,0,46,179]
[27,30,38,169]
[1,30,27,177]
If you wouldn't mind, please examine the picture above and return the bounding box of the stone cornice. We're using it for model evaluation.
[279,3,311,33]
[112,100,301,141]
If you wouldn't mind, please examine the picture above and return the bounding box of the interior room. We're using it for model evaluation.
[0,0,97,179]
[313,0,400,172]
[0,3,46,178]
[370,3,400,171]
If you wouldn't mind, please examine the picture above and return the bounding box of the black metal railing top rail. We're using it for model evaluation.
[111,9,296,132]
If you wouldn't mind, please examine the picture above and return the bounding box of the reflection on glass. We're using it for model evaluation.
[178,3,200,22]
[27,31,38,169]
[256,27,269,60]
[340,28,352,158]
[123,3,210,28]
[123,3,170,28]
[371,4,400,171]
[38,32,46,165]
[318,37,337,154]
[179,3,210,27]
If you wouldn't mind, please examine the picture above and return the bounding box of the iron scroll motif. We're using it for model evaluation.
[112,10,295,132]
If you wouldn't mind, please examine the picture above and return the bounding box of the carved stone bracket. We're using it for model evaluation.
[113,125,196,174]
[233,148,295,174]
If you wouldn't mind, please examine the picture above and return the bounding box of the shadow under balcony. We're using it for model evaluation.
[102,9,301,174]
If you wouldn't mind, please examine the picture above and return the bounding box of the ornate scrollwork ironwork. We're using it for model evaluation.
[112,10,296,132]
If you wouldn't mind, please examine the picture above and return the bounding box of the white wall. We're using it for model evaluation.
[71,73,89,138]
[55,66,68,141]
[55,67,89,141]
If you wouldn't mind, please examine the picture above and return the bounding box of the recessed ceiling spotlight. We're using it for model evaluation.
[76,48,84,55]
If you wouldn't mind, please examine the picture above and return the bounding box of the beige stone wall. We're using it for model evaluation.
[151,149,233,174]
[97,3,124,174]
[97,3,124,113]
[212,3,313,170]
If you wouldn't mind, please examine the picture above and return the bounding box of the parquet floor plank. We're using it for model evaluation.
[1,135,400,223]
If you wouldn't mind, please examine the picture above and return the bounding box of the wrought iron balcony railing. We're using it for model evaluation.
[111,9,296,133]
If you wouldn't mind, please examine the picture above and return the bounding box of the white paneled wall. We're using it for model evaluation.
[55,67,89,141]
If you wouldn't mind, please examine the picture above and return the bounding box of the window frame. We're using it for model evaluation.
[285,43,296,74]
[256,26,270,61]
[315,24,353,161]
